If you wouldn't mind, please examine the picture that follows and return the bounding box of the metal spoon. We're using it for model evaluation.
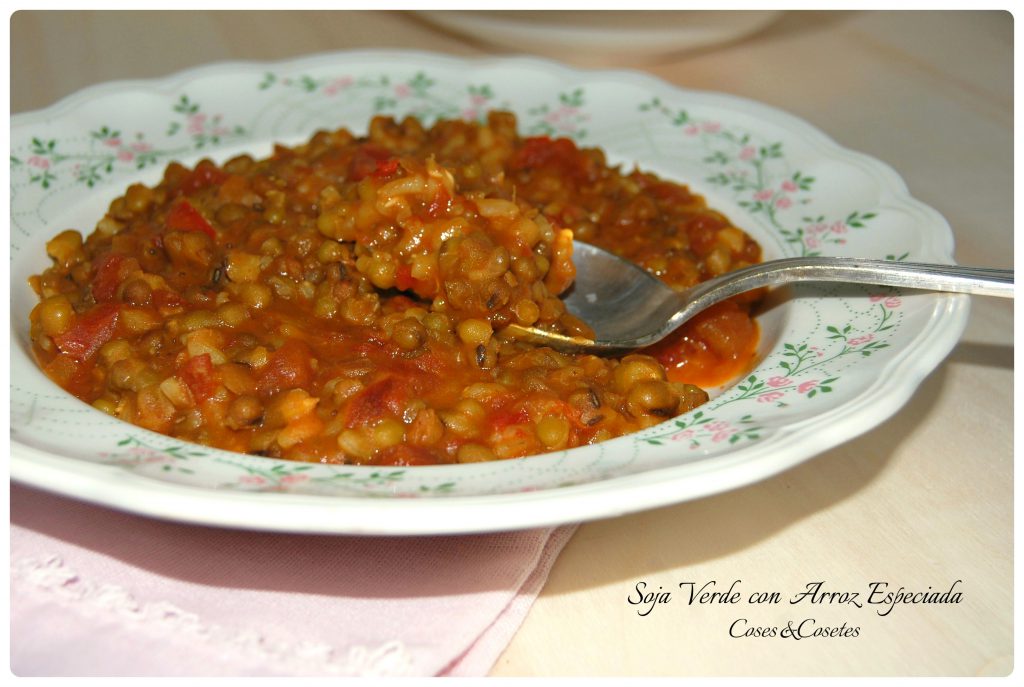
[505,241,1015,354]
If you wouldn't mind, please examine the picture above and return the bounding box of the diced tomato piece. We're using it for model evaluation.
[177,159,229,196]
[43,353,91,393]
[180,353,219,402]
[510,136,551,169]
[53,303,120,361]
[687,214,728,257]
[511,136,580,169]
[348,144,393,181]
[344,377,407,428]
[489,405,531,432]
[392,263,437,299]
[372,158,400,179]
[395,264,415,292]
[410,351,449,377]
[689,301,758,359]
[166,198,216,239]
[91,253,129,302]
[256,339,315,396]
[510,136,592,183]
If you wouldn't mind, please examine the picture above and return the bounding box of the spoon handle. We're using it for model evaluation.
[686,258,1014,305]
[883,262,1013,296]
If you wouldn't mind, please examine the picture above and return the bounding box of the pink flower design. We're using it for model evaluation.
[103,138,122,148]
[279,474,310,485]
[117,150,134,162]
[187,113,207,135]
[781,180,798,192]
[847,334,874,346]
[394,83,411,98]
[806,223,826,235]
[27,156,50,169]
[830,221,848,234]
[884,296,902,309]
[738,146,756,160]
[775,197,792,209]
[766,376,791,388]
[130,141,152,152]
[837,239,847,244]
[754,189,774,201]
[757,391,785,403]
[711,430,735,443]
[671,429,695,441]
[323,76,354,95]
[869,294,885,302]
[470,94,489,106]
[701,121,721,133]
[806,237,820,248]
[705,421,730,431]
[797,380,818,394]
[239,475,267,485]
[683,125,700,136]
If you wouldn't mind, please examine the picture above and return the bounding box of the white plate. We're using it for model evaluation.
[414,11,782,62]
[10,50,967,535]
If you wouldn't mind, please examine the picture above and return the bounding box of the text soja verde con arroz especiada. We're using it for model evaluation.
[626,578,964,619]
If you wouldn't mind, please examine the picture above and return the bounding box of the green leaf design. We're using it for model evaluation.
[173,95,199,115]
[559,88,584,107]
[258,72,277,90]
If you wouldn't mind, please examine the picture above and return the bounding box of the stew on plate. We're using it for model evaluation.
[29,112,761,465]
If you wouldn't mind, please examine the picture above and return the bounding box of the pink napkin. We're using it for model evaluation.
[9,484,575,677]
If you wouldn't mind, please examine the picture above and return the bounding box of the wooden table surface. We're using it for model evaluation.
[11,10,1013,676]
